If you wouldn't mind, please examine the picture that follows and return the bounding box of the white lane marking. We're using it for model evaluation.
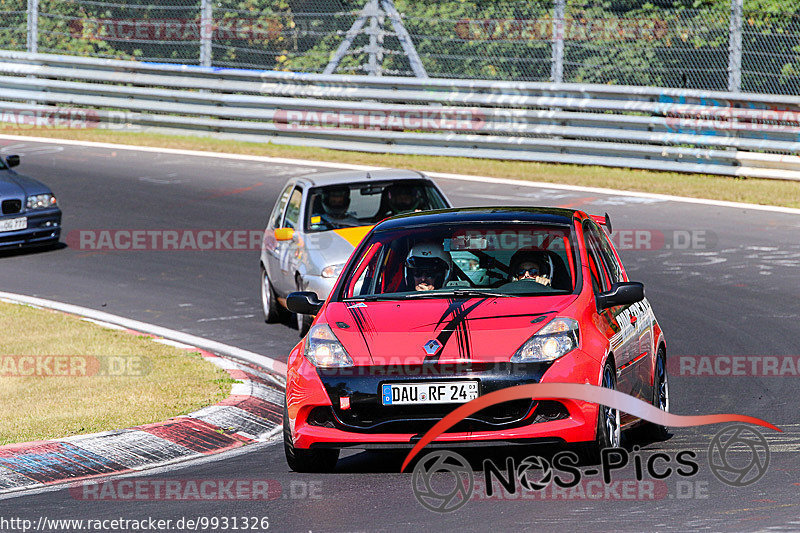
[138,175,188,184]
[80,317,126,330]
[0,291,287,375]
[0,142,64,156]
[151,338,196,349]
[196,313,256,323]
[1,297,43,309]
[2,133,800,216]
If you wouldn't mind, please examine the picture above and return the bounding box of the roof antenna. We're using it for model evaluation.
[366,172,371,179]
[604,212,612,233]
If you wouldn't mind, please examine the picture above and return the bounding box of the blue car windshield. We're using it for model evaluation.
[305,180,448,231]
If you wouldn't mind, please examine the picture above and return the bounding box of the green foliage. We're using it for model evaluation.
[1,0,799,92]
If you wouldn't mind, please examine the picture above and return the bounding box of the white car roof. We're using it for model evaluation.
[297,169,430,187]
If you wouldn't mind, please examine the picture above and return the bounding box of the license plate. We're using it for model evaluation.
[381,381,479,406]
[0,217,26,233]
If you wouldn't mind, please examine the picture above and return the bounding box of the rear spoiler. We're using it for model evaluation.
[590,213,613,233]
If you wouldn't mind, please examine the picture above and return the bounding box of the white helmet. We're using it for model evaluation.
[405,241,452,289]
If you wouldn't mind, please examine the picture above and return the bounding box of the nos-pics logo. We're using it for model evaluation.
[411,424,770,513]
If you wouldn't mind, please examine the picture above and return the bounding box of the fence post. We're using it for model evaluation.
[366,0,381,75]
[200,0,212,67]
[728,0,743,92]
[26,0,38,53]
[551,0,565,83]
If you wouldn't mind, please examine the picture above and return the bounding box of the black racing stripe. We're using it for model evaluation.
[347,306,373,360]
[412,311,556,329]
[464,311,558,322]
[425,298,486,363]
[456,317,472,360]
[435,298,465,329]
[359,305,377,334]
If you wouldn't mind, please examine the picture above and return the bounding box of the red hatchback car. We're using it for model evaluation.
[283,207,668,472]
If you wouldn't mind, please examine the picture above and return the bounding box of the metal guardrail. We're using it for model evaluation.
[2,51,800,180]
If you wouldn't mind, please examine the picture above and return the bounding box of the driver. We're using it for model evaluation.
[405,241,452,291]
[318,186,359,227]
[388,184,423,213]
[377,183,424,219]
[509,250,552,286]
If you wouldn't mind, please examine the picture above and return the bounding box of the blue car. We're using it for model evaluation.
[0,154,61,249]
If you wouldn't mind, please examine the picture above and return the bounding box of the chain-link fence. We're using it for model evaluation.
[0,0,28,51]
[3,0,800,94]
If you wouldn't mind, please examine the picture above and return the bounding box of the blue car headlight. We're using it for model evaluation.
[26,194,57,210]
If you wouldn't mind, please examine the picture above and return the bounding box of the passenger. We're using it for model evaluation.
[509,250,552,286]
[376,183,424,220]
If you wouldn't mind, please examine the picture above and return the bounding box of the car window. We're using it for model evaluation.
[269,184,293,229]
[583,223,610,294]
[586,222,621,286]
[345,242,384,298]
[338,222,579,300]
[597,225,626,283]
[305,180,448,232]
[283,188,303,229]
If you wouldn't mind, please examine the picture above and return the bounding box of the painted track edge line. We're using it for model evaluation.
[1,133,799,216]
[0,291,287,495]
[0,440,282,501]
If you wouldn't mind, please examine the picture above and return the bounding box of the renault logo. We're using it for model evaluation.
[423,339,442,355]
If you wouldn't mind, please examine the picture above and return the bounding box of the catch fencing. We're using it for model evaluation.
[2,51,800,180]
[2,1,800,94]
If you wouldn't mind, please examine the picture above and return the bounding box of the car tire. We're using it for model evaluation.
[261,265,281,323]
[581,360,622,463]
[643,347,670,441]
[283,399,338,473]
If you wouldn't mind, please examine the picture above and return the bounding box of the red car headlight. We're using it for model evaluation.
[304,324,354,368]
[511,317,580,363]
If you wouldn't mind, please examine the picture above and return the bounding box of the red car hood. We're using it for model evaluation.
[321,295,578,365]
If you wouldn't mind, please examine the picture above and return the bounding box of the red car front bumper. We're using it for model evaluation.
[286,344,605,450]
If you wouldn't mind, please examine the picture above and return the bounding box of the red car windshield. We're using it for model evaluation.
[338,223,580,300]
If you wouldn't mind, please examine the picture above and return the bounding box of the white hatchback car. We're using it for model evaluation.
[260,169,450,335]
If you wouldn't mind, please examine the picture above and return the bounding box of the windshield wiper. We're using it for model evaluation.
[342,289,518,302]
[342,295,398,302]
[448,288,517,298]
[393,288,517,299]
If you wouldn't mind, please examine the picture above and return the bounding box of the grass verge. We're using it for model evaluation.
[0,300,234,445]
[3,128,800,208]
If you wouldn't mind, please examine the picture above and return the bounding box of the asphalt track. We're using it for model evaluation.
[1,137,800,532]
